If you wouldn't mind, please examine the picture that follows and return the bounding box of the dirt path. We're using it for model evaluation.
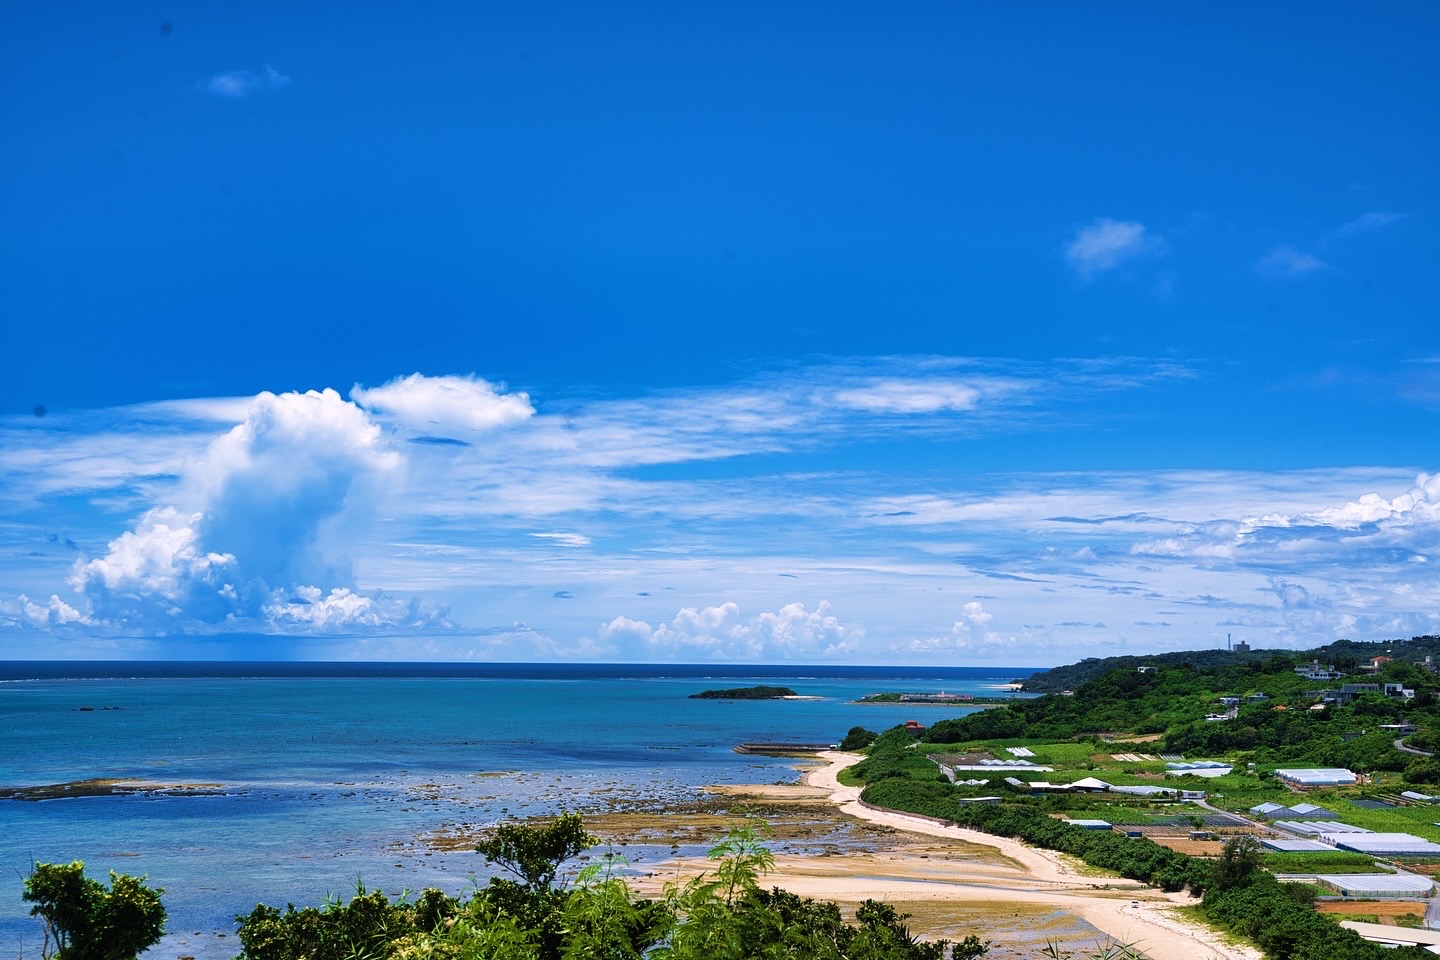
[640,752,1260,960]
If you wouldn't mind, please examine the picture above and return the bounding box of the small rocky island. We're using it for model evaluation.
[689,685,799,700]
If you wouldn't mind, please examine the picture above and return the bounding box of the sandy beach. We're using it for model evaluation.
[636,752,1261,960]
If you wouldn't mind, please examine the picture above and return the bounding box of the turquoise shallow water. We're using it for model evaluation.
[0,662,1030,958]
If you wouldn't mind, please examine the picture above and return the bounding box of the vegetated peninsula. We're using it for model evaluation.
[688,685,799,700]
[855,691,1019,706]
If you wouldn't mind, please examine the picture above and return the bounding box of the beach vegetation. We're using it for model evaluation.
[840,725,879,750]
[235,883,458,960]
[1209,835,1263,894]
[476,811,597,893]
[230,820,982,960]
[21,860,165,960]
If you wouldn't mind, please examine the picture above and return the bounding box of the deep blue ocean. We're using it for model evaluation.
[0,661,1032,958]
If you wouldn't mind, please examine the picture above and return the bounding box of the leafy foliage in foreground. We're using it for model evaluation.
[233,817,978,960]
[22,860,165,960]
[21,819,1164,960]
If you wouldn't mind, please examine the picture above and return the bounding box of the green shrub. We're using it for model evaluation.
[22,860,165,960]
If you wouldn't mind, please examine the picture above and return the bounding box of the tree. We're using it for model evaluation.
[23,860,165,960]
[952,934,992,959]
[476,811,597,892]
[841,726,879,751]
[1405,756,1440,786]
[1208,835,1263,895]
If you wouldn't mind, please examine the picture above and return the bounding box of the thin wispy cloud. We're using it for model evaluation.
[1253,211,1405,280]
[205,65,292,98]
[530,532,592,548]
[829,378,989,414]
[1255,244,1327,278]
[1333,210,1407,239]
[1064,218,1163,278]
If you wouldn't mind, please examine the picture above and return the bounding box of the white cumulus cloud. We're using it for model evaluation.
[596,600,859,659]
[69,388,416,631]
[1308,473,1440,528]
[960,600,992,629]
[902,603,1031,659]
[16,593,87,628]
[352,373,535,435]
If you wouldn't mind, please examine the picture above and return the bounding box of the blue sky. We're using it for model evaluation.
[2,3,1437,664]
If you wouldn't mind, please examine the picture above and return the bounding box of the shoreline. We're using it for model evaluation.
[638,751,1261,960]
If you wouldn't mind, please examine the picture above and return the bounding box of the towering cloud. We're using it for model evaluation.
[71,389,402,630]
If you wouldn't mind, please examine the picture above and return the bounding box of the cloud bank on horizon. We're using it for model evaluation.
[3,364,1439,664]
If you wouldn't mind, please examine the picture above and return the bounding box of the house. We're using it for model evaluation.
[1363,656,1394,673]
[1325,683,1380,705]
[1329,682,1414,705]
[1295,660,1345,681]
